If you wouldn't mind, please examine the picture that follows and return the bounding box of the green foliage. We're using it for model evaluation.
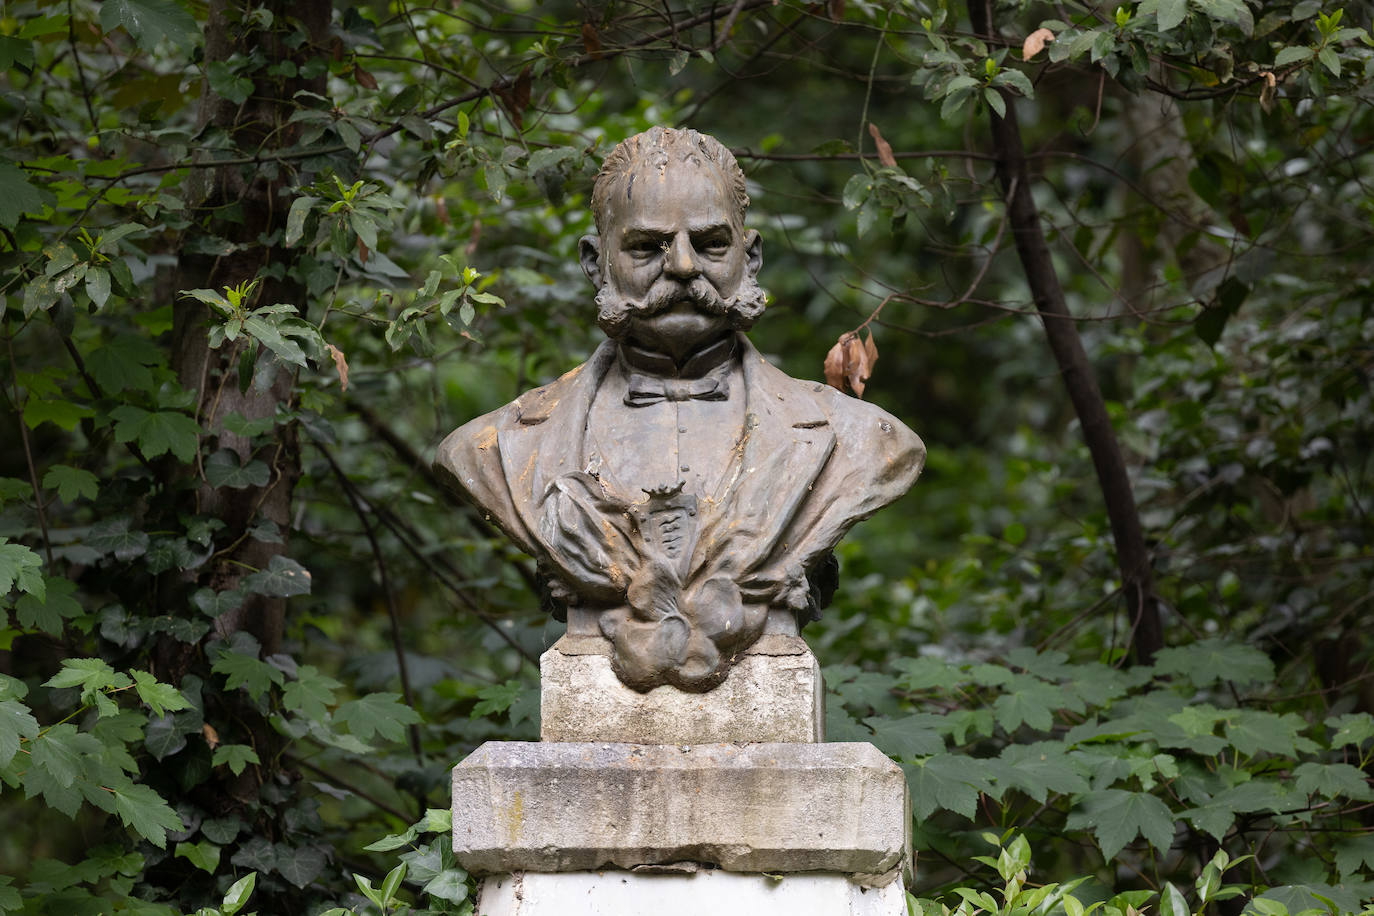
[2,0,1372,912]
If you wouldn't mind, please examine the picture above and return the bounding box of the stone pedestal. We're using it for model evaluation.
[452,742,909,879]
[454,627,912,915]
[541,634,824,744]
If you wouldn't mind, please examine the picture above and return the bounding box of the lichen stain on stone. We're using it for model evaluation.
[502,789,525,847]
[475,425,498,452]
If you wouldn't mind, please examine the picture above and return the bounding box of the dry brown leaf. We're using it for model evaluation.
[843,332,873,398]
[1259,70,1277,112]
[581,22,603,59]
[1022,27,1055,61]
[353,64,378,91]
[824,331,879,397]
[435,196,451,226]
[867,122,898,168]
[356,236,369,264]
[202,723,220,750]
[827,0,846,23]
[327,343,350,392]
[823,334,849,392]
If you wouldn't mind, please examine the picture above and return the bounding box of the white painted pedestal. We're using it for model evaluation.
[476,871,907,916]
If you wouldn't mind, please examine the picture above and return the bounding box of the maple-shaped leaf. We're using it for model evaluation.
[822,330,880,397]
[0,698,39,767]
[42,465,99,502]
[902,753,994,820]
[109,405,201,462]
[867,713,945,759]
[212,648,285,700]
[335,692,422,743]
[283,665,342,719]
[112,782,184,848]
[1065,788,1175,860]
[1294,762,1374,801]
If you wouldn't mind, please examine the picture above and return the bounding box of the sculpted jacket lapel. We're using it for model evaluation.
[692,336,836,584]
[496,340,619,554]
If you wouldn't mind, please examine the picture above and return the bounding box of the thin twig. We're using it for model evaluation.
[313,438,424,764]
[5,319,53,567]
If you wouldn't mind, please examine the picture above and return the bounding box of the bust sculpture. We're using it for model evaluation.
[435,127,924,692]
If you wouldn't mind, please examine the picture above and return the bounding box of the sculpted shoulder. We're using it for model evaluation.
[786,374,925,488]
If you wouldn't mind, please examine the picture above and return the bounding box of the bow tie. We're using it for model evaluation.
[624,371,730,407]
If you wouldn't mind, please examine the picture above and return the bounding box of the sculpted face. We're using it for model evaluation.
[581,158,765,362]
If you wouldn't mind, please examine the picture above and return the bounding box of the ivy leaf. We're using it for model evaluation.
[86,518,151,561]
[111,782,184,848]
[1065,789,1175,859]
[99,0,199,50]
[109,405,201,462]
[242,555,312,597]
[283,665,342,719]
[422,868,471,904]
[0,697,39,766]
[143,714,187,760]
[901,754,994,820]
[0,538,45,597]
[42,465,98,502]
[866,714,946,759]
[174,840,222,874]
[204,449,271,489]
[1293,762,1374,801]
[16,577,83,635]
[276,844,328,888]
[131,670,189,717]
[231,836,278,874]
[335,693,422,743]
[212,743,261,776]
[192,587,244,618]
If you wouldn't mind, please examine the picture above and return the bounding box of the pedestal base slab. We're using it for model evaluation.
[451,741,909,878]
[475,871,907,916]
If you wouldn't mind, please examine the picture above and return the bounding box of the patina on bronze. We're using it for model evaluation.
[435,127,924,692]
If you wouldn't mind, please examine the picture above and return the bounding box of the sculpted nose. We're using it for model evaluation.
[663,233,699,280]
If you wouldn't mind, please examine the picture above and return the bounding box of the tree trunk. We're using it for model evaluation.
[169,0,332,659]
[967,0,1163,664]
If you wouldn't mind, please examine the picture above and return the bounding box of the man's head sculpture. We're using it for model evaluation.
[435,127,924,692]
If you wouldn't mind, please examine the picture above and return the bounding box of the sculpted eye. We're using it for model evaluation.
[628,240,662,257]
[698,236,730,255]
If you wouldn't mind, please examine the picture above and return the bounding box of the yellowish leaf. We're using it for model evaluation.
[1022,27,1055,61]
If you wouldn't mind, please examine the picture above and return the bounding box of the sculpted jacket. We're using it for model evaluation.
[434,333,925,690]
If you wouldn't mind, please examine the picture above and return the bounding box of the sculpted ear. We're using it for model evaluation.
[579,235,603,288]
[742,229,762,278]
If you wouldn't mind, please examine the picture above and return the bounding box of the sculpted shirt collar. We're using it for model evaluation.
[616,334,738,380]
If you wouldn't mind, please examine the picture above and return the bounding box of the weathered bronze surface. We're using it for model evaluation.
[435,127,924,692]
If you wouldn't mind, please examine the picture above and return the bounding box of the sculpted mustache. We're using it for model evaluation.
[623,279,729,317]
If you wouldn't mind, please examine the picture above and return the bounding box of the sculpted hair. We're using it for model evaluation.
[591,127,750,235]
